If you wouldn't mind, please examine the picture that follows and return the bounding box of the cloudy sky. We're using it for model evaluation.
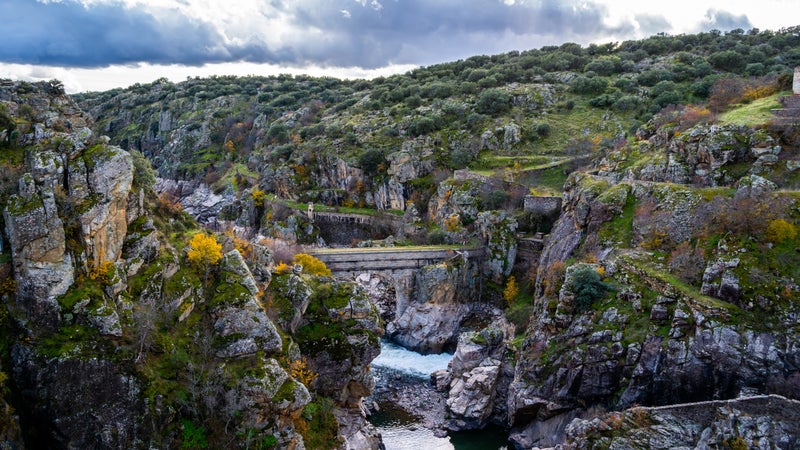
[1,0,798,93]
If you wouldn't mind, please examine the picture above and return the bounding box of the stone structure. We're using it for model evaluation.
[794,66,800,95]
[310,247,485,277]
[523,195,562,216]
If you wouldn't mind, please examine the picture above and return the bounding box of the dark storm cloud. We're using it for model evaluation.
[0,0,634,68]
[700,9,753,32]
[287,0,635,67]
[0,0,274,67]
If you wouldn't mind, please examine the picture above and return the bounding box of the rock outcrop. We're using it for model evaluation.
[440,319,515,430]
[387,260,477,354]
[510,166,800,448]
[562,395,800,449]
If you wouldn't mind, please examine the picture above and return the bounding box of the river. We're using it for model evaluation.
[369,341,510,450]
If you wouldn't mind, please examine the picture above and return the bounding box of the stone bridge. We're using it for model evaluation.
[308,246,485,277]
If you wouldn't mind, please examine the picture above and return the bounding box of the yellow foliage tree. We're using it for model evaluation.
[188,233,222,282]
[503,275,519,306]
[293,253,331,277]
[766,219,797,243]
[444,214,461,232]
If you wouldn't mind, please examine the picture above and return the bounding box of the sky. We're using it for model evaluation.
[1,0,798,93]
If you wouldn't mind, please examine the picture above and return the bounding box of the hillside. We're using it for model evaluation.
[0,26,798,449]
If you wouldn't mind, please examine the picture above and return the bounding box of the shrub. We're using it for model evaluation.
[535,123,552,138]
[251,188,266,204]
[292,253,331,277]
[476,89,512,115]
[543,261,566,298]
[503,276,520,306]
[443,214,461,232]
[87,260,116,285]
[407,116,439,136]
[766,219,797,243]
[131,150,157,191]
[427,230,447,245]
[181,419,208,449]
[570,75,608,95]
[612,95,641,112]
[358,149,387,175]
[568,265,608,313]
[668,242,706,285]
[289,357,318,386]
[708,50,746,72]
[274,262,292,275]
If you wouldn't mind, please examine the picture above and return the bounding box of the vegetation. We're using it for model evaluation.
[187,233,222,281]
[292,253,331,277]
[568,265,610,313]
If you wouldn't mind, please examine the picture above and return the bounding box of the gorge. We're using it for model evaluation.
[1,26,800,449]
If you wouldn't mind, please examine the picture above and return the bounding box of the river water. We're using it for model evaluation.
[369,341,510,450]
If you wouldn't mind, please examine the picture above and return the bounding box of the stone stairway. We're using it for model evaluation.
[771,94,800,126]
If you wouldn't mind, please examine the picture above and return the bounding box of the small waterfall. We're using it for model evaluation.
[372,340,453,377]
[369,340,510,450]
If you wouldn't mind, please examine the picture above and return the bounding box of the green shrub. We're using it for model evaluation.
[570,75,608,95]
[427,229,447,245]
[568,265,609,313]
[476,89,512,115]
[181,419,208,449]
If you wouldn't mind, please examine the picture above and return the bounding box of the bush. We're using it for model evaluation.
[766,219,797,243]
[293,253,332,277]
[543,261,566,298]
[181,419,208,449]
[535,123,552,138]
[637,69,672,87]
[570,75,608,95]
[407,116,440,136]
[567,265,608,313]
[612,95,641,112]
[709,50,746,72]
[427,229,447,245]
[476,89,512,115]
[358,149,387,175]
[668,242,706,285]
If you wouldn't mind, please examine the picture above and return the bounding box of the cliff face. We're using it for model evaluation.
[0,80,384,449]
[507,123,800,448]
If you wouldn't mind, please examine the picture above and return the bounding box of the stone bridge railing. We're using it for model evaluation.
[312,211,374,225]
[308,246,485,277]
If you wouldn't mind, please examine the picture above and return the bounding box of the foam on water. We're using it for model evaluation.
[371,340,452,377]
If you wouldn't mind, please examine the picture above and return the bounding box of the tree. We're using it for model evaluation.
[188,233,222,283]
[358,149,387,175]
[293,253,331,277]
[568,265,608,313]
[503,276,519,306]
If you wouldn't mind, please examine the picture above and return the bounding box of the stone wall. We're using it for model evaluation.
[310,247,485,277]
[523,195,562,216]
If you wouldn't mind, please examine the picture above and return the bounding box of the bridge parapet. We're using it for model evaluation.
[309,247,485,277]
